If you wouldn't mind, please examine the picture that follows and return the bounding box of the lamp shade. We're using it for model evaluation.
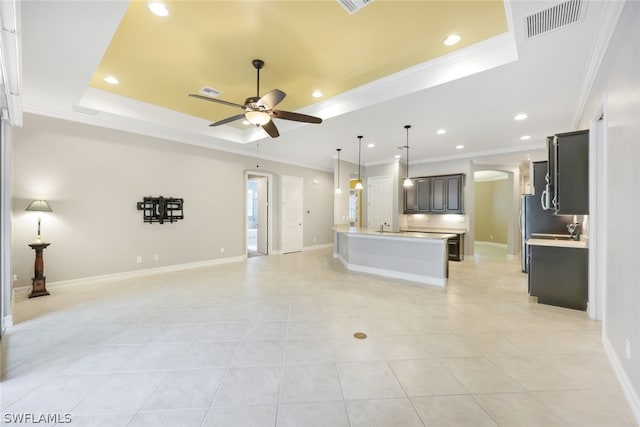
[25,200,52,212]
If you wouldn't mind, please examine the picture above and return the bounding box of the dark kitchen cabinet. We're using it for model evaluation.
[404,174,464,214]
[431,174,464,214]
[430,176,446,212]
[528,244,588,310]
[547,130,589,215]
[404,178,430,213]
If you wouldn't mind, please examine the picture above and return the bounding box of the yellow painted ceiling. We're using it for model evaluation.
[90,1,507,126]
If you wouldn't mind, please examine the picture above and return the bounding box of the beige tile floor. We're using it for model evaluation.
[1,248,636,426]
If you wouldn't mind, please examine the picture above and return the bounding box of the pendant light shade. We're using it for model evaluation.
[403,125,413,188]
[355,135,364,190]
[335,148,343,194]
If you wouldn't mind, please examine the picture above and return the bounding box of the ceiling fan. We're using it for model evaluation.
[189,59,323,138]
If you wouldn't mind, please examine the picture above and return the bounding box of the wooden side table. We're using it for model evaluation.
[28,242,51,298]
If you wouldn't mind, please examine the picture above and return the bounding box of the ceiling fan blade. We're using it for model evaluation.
[257,89,286,110]
[262,120,280,138]
[208,114,246,127]
[189,93,246,109]
[272,110,323,124]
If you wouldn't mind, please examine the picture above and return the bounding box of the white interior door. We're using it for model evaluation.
[256,176,268,254]
[367,176,393,230]
[282,175,303,253]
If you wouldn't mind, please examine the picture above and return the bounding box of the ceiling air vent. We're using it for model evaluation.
[198,86,222,97]
[337,0,374,15]
[525,0,586,39]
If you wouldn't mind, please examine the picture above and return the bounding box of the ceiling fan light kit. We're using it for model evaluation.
[245,111,270,126]
[189,59,322,138]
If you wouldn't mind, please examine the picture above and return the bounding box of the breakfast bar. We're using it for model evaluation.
[333,226,454,287]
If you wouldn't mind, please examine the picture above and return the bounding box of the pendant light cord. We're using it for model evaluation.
[357,135,363,181]
[405,125,411,179]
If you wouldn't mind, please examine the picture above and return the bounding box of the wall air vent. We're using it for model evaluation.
[198,86,222,97]
[337,0,374,15]
[525,0,586,39]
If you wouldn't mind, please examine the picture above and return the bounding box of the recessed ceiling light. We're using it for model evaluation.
[515,113,528,121]
[520,135,531,141]
[394,154,402,159]
[436,129,447,135]
[148,2,169,16]
[443,34,461,46]
[103,75,119,85]
[312,90,323,98]
[455,145,464,150]
[367,143,375,148]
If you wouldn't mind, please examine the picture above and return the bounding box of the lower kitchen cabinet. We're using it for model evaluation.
[528,245,588,310]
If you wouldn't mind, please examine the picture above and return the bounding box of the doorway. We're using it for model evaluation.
[473,170,509,259]
[246,173,272,258]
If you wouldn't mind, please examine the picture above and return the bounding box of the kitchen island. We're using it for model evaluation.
[333,226,454,287]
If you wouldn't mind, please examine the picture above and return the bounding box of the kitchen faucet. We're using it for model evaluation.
[567,222,581,240]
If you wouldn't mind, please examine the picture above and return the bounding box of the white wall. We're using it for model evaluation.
[578,1,640,419]
[10,114,334,289]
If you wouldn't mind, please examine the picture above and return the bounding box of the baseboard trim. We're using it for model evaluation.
[302,243,333,251]
[2,315,13,332]
[13,255,246,295]
[475,241,508,248]
[603,332,640,424]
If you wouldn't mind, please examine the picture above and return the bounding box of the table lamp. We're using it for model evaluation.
[25,199,52,244]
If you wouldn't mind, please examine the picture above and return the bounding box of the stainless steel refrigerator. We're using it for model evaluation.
[521,161,574,273]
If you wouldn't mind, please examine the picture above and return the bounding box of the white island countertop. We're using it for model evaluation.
[400,227,466,235]
[333,226,455,241]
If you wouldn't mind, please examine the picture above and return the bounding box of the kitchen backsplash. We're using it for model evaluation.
[402,214,468,231]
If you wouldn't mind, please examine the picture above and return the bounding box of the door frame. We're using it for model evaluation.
[245,171,273,257]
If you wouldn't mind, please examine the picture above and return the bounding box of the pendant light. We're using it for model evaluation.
[403,125,413,188]
[355,135,364,190]
[335,148,343,194]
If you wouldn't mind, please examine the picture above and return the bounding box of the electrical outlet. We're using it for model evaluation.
[154,254,159,262]
[136,255,142,264]
[220,247,225,254]
[625,338,631,360]
[12,274,17,282]
[490,234,494,240]
[313,237,317,243]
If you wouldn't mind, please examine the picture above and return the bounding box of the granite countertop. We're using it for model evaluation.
[401,227,466,234]
[333,225,454,240]
[526,234,588,249]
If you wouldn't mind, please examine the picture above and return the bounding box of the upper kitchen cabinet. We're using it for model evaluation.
[405,178,430,213]
[431,174,464,214]
[548,130,589,215]
[404,173,464,214]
